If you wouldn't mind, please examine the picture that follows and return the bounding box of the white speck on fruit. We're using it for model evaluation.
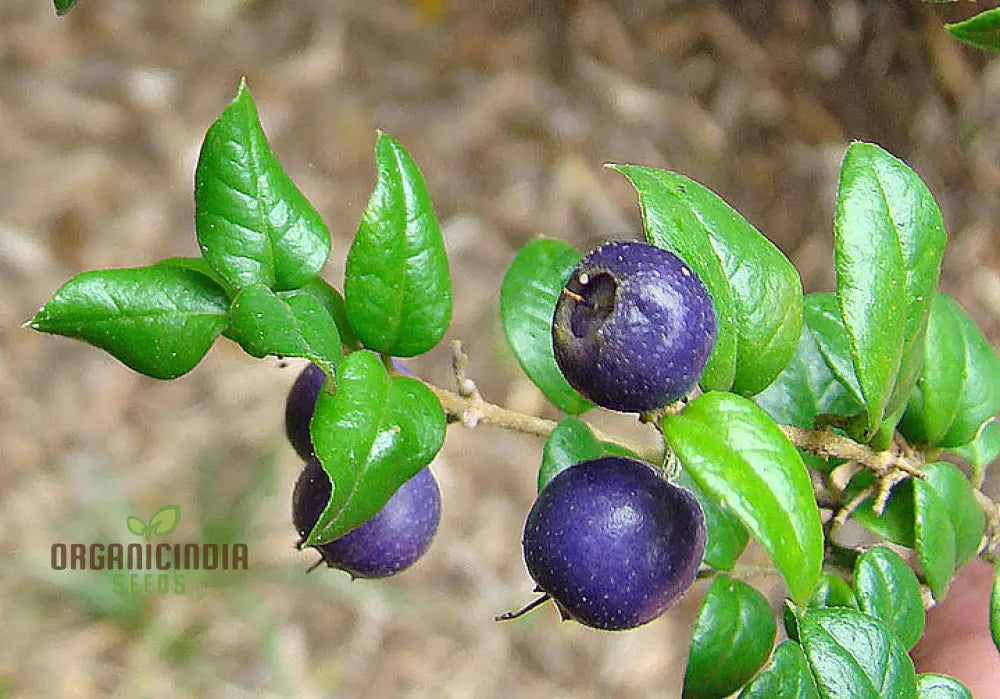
[681,267,691,277]
[579,272,589,285]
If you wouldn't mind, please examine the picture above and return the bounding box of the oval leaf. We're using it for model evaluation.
[921,462,985,567]
[676,470,749,572]
[148,505,181,538]
[754,302,863,429]
[54,0,79,15]
[853,546,924,649]
[229,284,341,378]
[803,293,866,411]
[947,8,1000,53]
[662,392,823,604]
[277,277,360,350]
[950,418,1000,470]
[684,574,777,699]
[739,641,820,699]
[899,293,1000,448]
[344,133,452,357]
[500,238,592,415]
[306,351,446,544]
[194,80,331,291]
[611,165,803,396]
[843,471,915,548]
[915,674,973,699]
[538,417,605,492]
[798,607,918,699]
[834,143,946,438]
[29,266,229,379]
[913,478,957,602]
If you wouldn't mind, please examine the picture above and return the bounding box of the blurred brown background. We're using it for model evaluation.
[3,1,1000,697]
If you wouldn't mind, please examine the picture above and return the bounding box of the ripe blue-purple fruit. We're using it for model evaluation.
[285,362,327,460]
[293,457,441,578]
[552,241,716,413]
[520,456,705,630]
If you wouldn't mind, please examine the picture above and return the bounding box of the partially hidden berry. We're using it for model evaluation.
[552,240,716,413]
[285,362,327,460]
[521,456,705,630]
[292,458,441,578]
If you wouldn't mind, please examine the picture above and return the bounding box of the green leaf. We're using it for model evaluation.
[798,607,917,698]
[802,293,866,410]
[898,293,1000,448]
[991,560,1000,656]
[834,143,946,438]
[915,674,973,699]
[843,471,915,548]
[147,505,181,538]
[344,133,452,357]
[610,165,803,396]
[950,418,1000,469]
[675,470,749,571]
[500,238,593,415]
[29,266,229,379]
[661,392,823,603]
[537,417,605,492]
[126,516,147,538]
[739,641,820,699]
[913,478,957,601]
[782,574,858,643]
[920,462,985,567]
[754,303,863,428]
[853,546,925,649]
[154,256,236,299]
[684,575,777,699]
[277,277,360,350]
[306,351,445,544]
[194,80,331,291]
[947,9,1000,53]
[228,284,341,377]
[54,0,78,15]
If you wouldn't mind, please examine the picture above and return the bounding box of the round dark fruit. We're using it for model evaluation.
[522,456,706,630]
[292,457,441,578]
[285,362,327,460]
[552,240,716,413]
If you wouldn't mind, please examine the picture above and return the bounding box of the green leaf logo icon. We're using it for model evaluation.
[125,505,182,541]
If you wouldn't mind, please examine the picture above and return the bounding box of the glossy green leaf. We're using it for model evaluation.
[228,284,341,377]
[344,133,452,357]
[921,462,984,567]
[194,80,331,291]
[610,165,803,396]
[803,293,865,410]
[29,266,229,379]
[154,256,236,298]
[991,560,1000,656]
[951,418,1000,469]
[798,607,917,698]
[676,470,749,571]
[500,238,593,414]
[899,293,1000,448]
[834,143,946,438]
[754,303,863,428]
[853,546,924,649]
[277,277,360,350]
[913,478,957,601]
[662,392,823,603]
[782,574,858,643]
[947,9,1000,53]
[306,351,445,544]
[843,471,915,548]
[54,0,78,15]
[537,417,605,492]
[739,641,819,699]
[684,574,776,699]
[915,674,973,699]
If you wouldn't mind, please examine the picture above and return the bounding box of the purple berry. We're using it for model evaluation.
[292,458,441,578]
[552,241,716,413]
[522,456,705,630]
[285,362,327,460]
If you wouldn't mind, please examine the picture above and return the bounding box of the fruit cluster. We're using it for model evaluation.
[291,240,713,631]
